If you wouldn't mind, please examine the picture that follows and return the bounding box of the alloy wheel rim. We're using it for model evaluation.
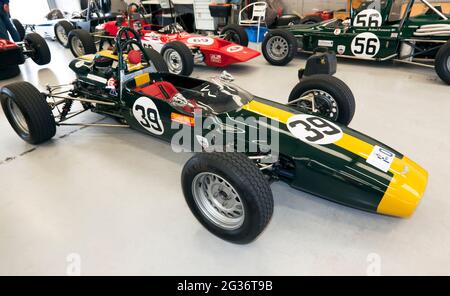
[56,25,68,46]
[192,172,245,230]
[267,36,289,61]
[298,89,339,121]
[71,36,85,56]
[163,49,183,74]
[7,99,29,134]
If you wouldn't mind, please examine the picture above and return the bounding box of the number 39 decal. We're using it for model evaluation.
[287,114,343,145]
[133,97,164,135]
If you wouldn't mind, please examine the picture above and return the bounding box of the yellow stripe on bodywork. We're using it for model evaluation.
[242,100,428,217]
[377,157,428,217]
[135,73,151,87]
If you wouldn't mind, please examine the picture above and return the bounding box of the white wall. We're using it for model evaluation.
[54,0,81,13]
[283,0,347,14]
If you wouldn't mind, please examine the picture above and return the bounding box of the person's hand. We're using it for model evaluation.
[3,4,9,13]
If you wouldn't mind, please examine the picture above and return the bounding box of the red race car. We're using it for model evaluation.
[66,3,260,76]
[0,33,51,80]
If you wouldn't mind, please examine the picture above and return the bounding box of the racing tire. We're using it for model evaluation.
[182,152,274,244]
[161,41,194,76]
[68,29,97,58]
[144,48,169,73]
[262,29,298,66]
[300,15,323,25]
[289,74,355,126]
[55,20,74,48]
[220,24,249,47]
[0,82,56,144]
[24,33,51,65]
[12,19,25,41]
[435,41,450,85]
[0,65,21,80]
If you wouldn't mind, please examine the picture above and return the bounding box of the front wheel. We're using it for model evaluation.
[288,74,356,126]
[161,41,194,76]
[24,33,51,65]
[220,24,249,47]
[182,153,274,244]
[0,82,56,144]
[144,48,169,72]
[262,29,298,66]
[68,29,97,57]
[435,42,450,85]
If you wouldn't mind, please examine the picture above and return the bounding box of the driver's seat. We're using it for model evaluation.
[136,81,179,102]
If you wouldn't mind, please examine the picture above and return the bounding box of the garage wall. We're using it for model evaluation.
[282,0,347,14]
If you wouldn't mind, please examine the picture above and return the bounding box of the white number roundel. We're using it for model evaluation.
[287,114,343,145]
[133,97,164,135]
[187,37,214,46]
[354,9,382,28]
[351,32,380,58]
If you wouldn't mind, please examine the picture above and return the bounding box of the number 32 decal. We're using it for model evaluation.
[287,114,343,145]
[133,97,164,135]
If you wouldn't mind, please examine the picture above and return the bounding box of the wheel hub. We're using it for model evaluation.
[192,172,245,230]
[298,90,339,121]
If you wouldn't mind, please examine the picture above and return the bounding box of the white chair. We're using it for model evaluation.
[239,1,267,43]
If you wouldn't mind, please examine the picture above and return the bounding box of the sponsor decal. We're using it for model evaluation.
[133,97,164,135]
[318,40,334,47]
[226,45,243,53]
[366,145,395,172]
[106,78,118,96]
[210,54,222,63]
[186,37,214,46]
[351,32,380,58]
[87,74,108,84]
[334,28,342,35]
[287,114,343,145]
[337,45,346,55]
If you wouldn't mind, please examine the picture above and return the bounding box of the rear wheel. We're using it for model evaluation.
[55,20,74,48]
[289,74,355,126]
[144,48,169,72]
[435,42,450,85]
[161,41,194,76]
[220,24,249,47]
[24,33,51,65]
[68,29,97,57]
[0,82,56,144]
[262,29,298,66]
[12,19,25,41]
[182,153,274,244]
[0,65,21,80]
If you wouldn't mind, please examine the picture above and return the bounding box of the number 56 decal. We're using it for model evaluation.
[351,32,380,59]
[287,114,343,145]
[133,97,164,135]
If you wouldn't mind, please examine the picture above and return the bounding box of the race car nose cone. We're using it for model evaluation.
[377,156,429,218]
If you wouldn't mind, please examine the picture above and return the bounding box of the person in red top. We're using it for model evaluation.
[0,0,20,41]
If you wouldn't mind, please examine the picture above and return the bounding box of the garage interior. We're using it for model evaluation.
[0,0,449,276]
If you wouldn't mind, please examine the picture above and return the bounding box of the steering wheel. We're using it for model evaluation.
[115,27,153,70]
[116,26,141,45]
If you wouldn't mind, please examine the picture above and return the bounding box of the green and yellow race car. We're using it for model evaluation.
[0,28,428,243]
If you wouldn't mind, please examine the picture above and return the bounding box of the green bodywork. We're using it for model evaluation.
[284,0,450,60]
[66,27,427,217]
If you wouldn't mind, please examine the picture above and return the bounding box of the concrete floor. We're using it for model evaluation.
[0,41,449,275]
